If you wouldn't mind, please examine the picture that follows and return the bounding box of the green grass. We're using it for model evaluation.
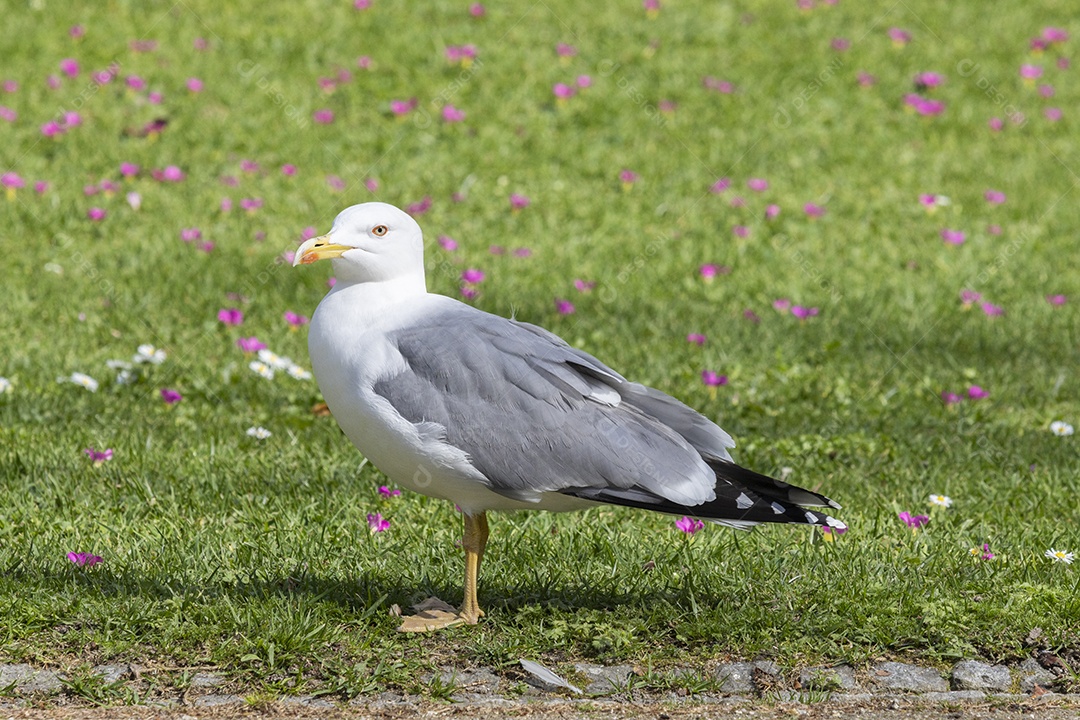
[1,0,1079,699]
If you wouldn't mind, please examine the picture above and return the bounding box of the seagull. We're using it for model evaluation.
[293,202,846,632]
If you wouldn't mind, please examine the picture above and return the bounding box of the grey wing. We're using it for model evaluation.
[371,305,721,507]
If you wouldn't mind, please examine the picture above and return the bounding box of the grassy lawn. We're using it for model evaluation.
[1,0,1079,698]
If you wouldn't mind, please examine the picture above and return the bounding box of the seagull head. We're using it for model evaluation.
[293,202,425,285]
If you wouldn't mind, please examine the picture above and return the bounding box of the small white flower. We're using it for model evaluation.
[66,372,99,392]
[106,359,133,370]
[1050,421,1074,437]
[246,426,272,440]
[935,195,951,207]
[257,349,292,370]
[249,360,275,380]
[44,262,63,275]
[929,494,953,508]
[115,369,135,385]
[0,377,11,394]
[134,344,166,364]
[1045,548,1075,564]
[287,365,312,380]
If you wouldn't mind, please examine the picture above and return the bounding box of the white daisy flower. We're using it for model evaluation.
[257,349,293,370]
[935,195,951,207]
[106,359,133,370]
[287,365,312,380]
[66,372,99,392]
[1050,421,1074,437]
[1045,548,1075,564]
[249,360,275,380]
[246,426,272,440]
[44,262,63,275]
[134,344,166,364]
[929,494,953,508]
[0,377,11,394]
[115,369,135,385]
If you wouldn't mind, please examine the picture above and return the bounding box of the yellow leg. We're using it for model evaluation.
[459,511,488,624]
[397,510,489,632]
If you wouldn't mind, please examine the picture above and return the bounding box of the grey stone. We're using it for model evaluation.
[91,664,129,685]
[1017,658,1056,693]
[192,694,244,707]
[189,672,225,688]
[279,695,336,708]
[921,690,987,702]
[0,664,63,694]
[433,666,501,696]
[870,662,948,693]
[799,665,856,691]
[714,662,755,693]
[951,660,1011,691]
[573,663,634,695]
[830,693,875,703]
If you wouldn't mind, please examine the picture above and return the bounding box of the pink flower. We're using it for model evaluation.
[710,177,731,193]
[984,190,1005,205]
[553,83,575,99]
[367,512,390,532]
[857,71,877,87]
[284,310,309,327]
[160,388,182,404]
[898,511,929,529]
[1045,108,1062,122]
[918,194,937,208]
[281,164,297,176]
[240,198,263,212]
[765,204,780,219]
[743,308,761,323]
[941,391,961,406]
[194,37,209,50]
[1046,294,1067,306]
[69,25,85,38]
[469,3,485,16]
[240,159,259,173]
[888,27,911,46]
[180,228,202,242]
[237,337,266,353]
[378,485,402,498]
[1,172,24,189]
[62,111,82,128]
[747,178,768,192]
[773,298,792,311]
[987,224,1001,235]
[442,105,466,122]
[830,37,850,52]
[686,333,706,346]
[159,165,185,182]
[126,75,146,90]
[509,193,530,210]
[940,229,965,245]
[959,289,981,306]
[119,162,140,178]
[576,75,592,89]
[460,285,479,300]
[701,370,727,387]
[0,106,15,122]
[804,202,825,218]
[406,196,432,215]
[988,117,1004,132]
[1042,27,1069,43]
[619,169,639,185]
[1,80,16,93]
[556,43,577,57]
[1039,84,1055,98]
[327,175,346,192]
[84,447,114,464]
[676,516,704,534]
[978,543,995,561]
[313,108,334,124]
[702,77,735,93]
[1020,64,1043,80]
[437,235,458,251]
[699,263,721,280]
[38,181,53,195]
[67,552,103,568]
[967,385,989,400]
[574,279,596,292]
[41,121,65,137]
[87,207,106,221]
[732,225,749,238]
[791,305,819,319]
[555,299,575,315]
[59,58,79,77]
[981,302,1004,317]
[148,91,163,104]
[186,77,203,92]
[390,98,417,115]
[356,56,372,70]
[914,72,944,88]
[462,268,485,284]
[364,178,379,193]
[46,75,61,90]
[217,308,243,326]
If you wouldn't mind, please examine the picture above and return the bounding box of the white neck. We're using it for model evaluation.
[322,273,429,321]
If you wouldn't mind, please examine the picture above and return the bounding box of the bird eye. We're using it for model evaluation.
[372,225,389,237]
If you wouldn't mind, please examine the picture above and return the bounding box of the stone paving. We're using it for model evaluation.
[0,657,1075,709]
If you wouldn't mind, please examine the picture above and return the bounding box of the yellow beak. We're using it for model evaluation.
[293,234,352,266]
